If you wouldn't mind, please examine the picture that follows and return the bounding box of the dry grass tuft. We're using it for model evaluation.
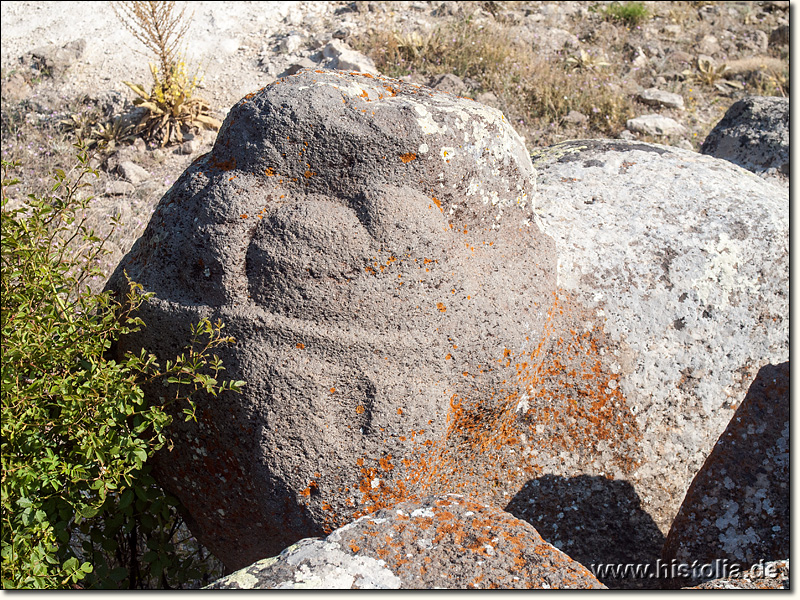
[353,17,636,145]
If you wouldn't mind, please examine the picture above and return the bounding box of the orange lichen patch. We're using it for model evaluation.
[311,291,640,538]
[304,170,316,178]
[436,302,447,312]
[296,342,305,349]
[330,388,336,394]
[378,456,394,471]
[299,481,317,497]
[240,214,248,219]
[445,354,453,360]
[356,405,365,414]
[399,153,417,163]
[265,167,275,176]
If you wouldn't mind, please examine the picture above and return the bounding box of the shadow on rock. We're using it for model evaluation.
[661,361,789,588]
[506,474,665,589]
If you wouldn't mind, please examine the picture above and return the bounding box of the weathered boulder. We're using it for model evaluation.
[116,160,150,185]
[107,69,556,570]
[320,39,379,75]
[768,25,789,48]
[205,495,606,589]
[662,362,789,588]
[427,73,468,97]
[635,88,684,110]
[626,114,686,136]
[528,140,788,542]
[24,38,85,78]
[700,96,789,185]
[530,26,580,54]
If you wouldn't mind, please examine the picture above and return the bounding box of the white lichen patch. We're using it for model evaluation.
[413,102,448,135]
[696,232,758,309]
[212,555,280,589]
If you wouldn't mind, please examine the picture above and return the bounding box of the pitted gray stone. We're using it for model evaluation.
[205,538,402,589]
[107,69,556,571]
[663,362,789,588]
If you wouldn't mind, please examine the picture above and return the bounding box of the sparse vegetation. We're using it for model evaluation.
[353,16,636,144]
[112,1,220,146]
[601,2,651,27]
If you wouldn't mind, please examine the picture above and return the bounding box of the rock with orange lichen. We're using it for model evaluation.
[106,69,556,570]
[661,362,789,589]
[205,495,606,589]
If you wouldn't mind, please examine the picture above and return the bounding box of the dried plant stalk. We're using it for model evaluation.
[112,1,193,87]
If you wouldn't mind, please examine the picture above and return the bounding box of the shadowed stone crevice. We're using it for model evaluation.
[661,361,789,589]
[506,474,665,590]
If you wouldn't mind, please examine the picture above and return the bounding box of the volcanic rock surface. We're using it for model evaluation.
[108,68,556,569]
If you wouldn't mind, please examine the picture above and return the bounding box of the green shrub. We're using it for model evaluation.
[1,146,243,588]
[601,2,650,27]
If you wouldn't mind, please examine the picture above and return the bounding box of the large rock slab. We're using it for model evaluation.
[662,362,789,588]
[700,96,789,185]
[528,140,788,540]
[205,495,606,589]
[107,69,556,570]
[108,81,788,572]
